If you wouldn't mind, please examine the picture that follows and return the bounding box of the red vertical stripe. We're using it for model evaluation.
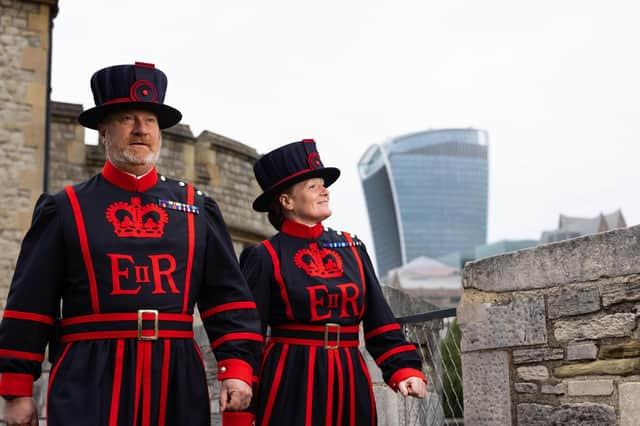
[159,340,170,426]
[325,350,335,426]
[109,340,125,426]
[65,186,100,313]
[262,240,294,320]
[261,345,289,426]
[47,343,71,421]
[358,354,376,426]
[344,349,356,426]
[142,342,152,426]
[335,350,344,426]
[344,233,365,319]
[305,346,317,426]
[182,184,195,313]
[133,341,143,426]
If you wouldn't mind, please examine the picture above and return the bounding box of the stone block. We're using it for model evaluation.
[541,383,566,395]
[519,402,617,426]
[517,403,553,426]
[547,287,600,319]
[550,403,616,425]
[515,382,537,393]
[567,379,614,396]
[555,358,640,378]
[619,382,640,426]
[513,347,564,364]
[602,279,640,306]
[567,342,598,361]
[554,313,636,342]
[463,225,640,292]
[462,350,511,425]
[599,341,640,359]
[458,295,546,352]
[517,366,549,381]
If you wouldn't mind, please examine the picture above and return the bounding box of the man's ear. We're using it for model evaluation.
[97,125,106,145]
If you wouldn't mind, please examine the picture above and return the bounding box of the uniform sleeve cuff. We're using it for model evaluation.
[217,359,253,386]
[387,368,427,391]
[0,373,33,396]
[222,411,256,426]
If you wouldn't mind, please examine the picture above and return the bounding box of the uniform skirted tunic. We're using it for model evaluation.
[240,219,426,426]
[0,161,263,426]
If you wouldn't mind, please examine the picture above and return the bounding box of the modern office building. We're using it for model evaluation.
[358,128,489,277]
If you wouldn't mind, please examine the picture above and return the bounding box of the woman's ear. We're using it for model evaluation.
[279,193,294,212]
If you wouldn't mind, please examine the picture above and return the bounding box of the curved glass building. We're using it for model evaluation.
[358,128,489,277]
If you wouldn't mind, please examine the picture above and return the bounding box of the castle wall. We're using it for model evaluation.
[460,226,640,425]
[0,0,57,303]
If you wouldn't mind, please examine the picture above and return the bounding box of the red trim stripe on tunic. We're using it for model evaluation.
[262,240,295,320]
[182,184,195,313]
[60,330,193,343]
[200,301,257,320]
[326,350,335,426]
[335,350,345,426]
[305,346,317,426]
[47,343,71,420]
[109,340,125,426]
[65,186,100,313]
[61,312,192,326]
[0,349,43,362]
[344,349,356,426]
[142,342,152,426]
[375,345,417,365]
[2,310,55,325]
[365,323,401,340]
[261,344,289,426]
[344,232,365,319]
[133,341,144,425]
[358,354,376,426]
[159,340,171,426]
[210,332,263,351]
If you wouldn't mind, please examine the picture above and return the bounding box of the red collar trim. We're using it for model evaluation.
[281,219,323,239]
[101,161,158,192]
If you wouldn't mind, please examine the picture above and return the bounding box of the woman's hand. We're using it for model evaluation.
[3,396,38,426]
[398,376,427,398]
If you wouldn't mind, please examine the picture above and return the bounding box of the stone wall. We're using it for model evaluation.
[0,0,57,304]
[459,225,640,425]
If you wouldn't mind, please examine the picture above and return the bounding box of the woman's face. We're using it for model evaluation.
[280,177,332,225]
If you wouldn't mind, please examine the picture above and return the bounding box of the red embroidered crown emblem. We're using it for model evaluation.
[294,243,343,278]
[105,197,169,238]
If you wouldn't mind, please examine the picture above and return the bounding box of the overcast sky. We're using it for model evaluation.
[51,0,639,257]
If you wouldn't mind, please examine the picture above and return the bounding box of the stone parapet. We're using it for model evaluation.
[460,225,640,425]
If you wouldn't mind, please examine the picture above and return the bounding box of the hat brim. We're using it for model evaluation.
[252,167,341,212]
[78,102,182,130]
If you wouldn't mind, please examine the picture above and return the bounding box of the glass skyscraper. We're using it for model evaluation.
[358,128,489,277]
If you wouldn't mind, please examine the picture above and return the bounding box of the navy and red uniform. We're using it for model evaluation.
[0,161,263,426]
[240,219,427,426]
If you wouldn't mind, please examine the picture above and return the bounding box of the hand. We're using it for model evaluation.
[219,378,252,411]
[3,396,38,426]
[398,376,427,399]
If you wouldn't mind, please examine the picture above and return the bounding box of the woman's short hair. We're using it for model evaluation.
[266,186,293,230]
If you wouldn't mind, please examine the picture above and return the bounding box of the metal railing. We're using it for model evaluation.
[397,307,463,426]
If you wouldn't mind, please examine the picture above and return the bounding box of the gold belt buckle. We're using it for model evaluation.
[323,323,341,349]
[138,309,159,341]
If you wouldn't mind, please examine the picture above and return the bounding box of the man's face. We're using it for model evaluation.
[98,109,161,175]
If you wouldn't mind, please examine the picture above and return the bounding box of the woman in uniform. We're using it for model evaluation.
[240,139,427,426]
